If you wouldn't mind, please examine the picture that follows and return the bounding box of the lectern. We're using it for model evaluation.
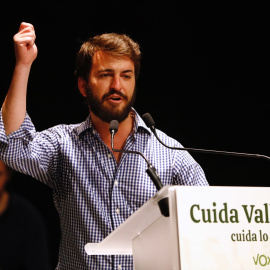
[85,186,270,269]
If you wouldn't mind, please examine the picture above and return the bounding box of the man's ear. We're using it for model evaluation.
[78,77,87,97]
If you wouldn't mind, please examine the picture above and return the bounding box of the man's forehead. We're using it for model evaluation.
[92,50,134,70]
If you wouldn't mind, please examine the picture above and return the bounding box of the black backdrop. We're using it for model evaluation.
[1,1,269,267]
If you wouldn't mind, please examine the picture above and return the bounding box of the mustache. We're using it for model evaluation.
[102,89,128,101]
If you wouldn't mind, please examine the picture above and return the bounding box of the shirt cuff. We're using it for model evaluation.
[0,109,36,145]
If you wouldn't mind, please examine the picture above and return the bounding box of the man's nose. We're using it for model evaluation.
[110,76,122,90]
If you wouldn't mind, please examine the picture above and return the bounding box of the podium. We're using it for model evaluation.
[85,186,270,269]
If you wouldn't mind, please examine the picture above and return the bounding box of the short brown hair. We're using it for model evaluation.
[75,33,141,82]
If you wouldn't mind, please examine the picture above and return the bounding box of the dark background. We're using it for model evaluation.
[1,1,269,267]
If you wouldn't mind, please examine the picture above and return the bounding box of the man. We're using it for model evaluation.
[0,22,208,269]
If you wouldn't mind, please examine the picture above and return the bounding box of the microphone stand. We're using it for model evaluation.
[109,120,169,217]
[142,113,270,162]
[110,126,163,191]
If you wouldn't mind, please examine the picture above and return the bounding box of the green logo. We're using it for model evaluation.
[253,254,270,266]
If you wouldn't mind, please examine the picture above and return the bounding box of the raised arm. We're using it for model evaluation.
[2,22,37,135]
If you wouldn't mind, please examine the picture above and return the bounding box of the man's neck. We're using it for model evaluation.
[90,111,135,163]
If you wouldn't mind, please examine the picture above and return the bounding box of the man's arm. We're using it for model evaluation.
[2,22,37,136]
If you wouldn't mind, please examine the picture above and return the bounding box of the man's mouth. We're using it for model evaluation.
[108,95,122,101]
[103,90,127,102]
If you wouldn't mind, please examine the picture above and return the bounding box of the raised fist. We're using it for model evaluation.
[13,22,38,65]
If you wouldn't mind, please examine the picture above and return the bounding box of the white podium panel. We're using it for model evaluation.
[84,186,170,255]
[85,186,270,270]
[132,216,173,270]
[176,186,270,270]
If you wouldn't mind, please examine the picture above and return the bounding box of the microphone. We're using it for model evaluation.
[142,113,270,162]
[109,120,163,191]
[109,120,169,216]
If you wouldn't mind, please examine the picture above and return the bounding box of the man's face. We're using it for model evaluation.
[82,50,136,123]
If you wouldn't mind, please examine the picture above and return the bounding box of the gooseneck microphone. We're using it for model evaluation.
[109,120,163,191]
[142,113,270,162]
[109,120,169,217]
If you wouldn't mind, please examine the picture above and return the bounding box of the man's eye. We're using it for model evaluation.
[123,75,131,79]
[100,74,109,78]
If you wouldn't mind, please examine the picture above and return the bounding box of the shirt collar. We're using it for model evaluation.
[133,108,151,134]
[74,114,93,136]
[74,108,151,137]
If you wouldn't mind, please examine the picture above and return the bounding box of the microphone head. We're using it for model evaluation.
[109,120,119,134]
[142,113,155,128]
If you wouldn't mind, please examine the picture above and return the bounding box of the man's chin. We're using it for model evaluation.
[87,92,135,123]
[92,106,131,123]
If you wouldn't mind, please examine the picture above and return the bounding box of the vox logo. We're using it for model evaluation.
[253,254,270,266]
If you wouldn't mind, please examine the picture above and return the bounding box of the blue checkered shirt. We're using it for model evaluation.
[0,109,208,269]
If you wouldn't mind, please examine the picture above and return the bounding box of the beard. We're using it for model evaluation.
[85,86,136,123]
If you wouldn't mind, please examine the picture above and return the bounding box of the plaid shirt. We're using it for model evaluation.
[0,109,208,269]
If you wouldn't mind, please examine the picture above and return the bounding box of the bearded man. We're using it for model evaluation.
[0,22,208,269]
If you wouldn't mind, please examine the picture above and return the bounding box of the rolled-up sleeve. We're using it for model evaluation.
[0,109,61,188]
[0,110,36,144]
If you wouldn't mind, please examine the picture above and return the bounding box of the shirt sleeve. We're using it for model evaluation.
[152,128,209,187]
[172,150,209,186]
[0,109,61,188]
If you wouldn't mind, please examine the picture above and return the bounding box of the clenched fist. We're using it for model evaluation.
[13,22,38,66]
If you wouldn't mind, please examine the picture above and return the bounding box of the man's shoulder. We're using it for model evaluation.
[43,116,91,138]
[154,128,183,148]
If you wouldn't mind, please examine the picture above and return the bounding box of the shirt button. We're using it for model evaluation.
[115,180,118,186]
[108,153,112,158]
[92,130,96,134]
[115,208,120,214]
[118,265,122,270]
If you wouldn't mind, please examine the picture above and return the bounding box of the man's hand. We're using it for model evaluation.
[13,22,37,66]
[2,22,38,135]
